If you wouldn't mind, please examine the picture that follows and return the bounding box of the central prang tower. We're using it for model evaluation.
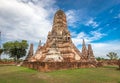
[28,10,96,62]
[52,9,68,35]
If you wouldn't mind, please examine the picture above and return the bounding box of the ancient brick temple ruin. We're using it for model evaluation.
[26,9,96,62]
[23,10,97,71]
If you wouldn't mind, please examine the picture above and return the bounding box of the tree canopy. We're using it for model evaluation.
[106,52,118,60]
[96,57,105,61]
[3,40,28,61]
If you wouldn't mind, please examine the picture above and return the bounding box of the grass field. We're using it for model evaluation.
[0,65,120,83]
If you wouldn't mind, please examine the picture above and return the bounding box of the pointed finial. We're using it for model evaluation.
[83,38,85,43]
[39,40,41,46]
[82,39,86,46]
[55,9,65,15]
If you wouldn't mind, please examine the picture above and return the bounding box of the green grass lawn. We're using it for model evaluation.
[0,65,120,83]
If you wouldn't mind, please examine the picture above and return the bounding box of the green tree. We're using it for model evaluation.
[106,52,118,60]
[3,40,28,61]
[0,48,3,60]
[96,57,105,61]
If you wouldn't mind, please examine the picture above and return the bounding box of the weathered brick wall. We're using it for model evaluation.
[0,60,15,64]
[97,60,118,66]
[22,61,97,72]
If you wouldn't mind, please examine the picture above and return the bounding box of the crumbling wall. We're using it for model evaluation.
[22,61,97,72]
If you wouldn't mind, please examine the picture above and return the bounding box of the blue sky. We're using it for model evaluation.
[0,0,120,58]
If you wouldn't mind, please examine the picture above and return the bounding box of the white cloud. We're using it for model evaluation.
[65,10,100,29]
[85,18,99,28]
[0,0,57,44]
[92,41,120,58]
[66,9,90,28]
[66,10,79,27]
[72,30,106,46]
[72,32,88,46]
[90,30,106,40]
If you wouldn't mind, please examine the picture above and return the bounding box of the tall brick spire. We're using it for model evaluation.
[52,9,68,36]
[82,39,88,60]
[53,10,67,28]
[88,44,96,62]
[25,43,34,61]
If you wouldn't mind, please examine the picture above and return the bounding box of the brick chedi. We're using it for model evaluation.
[82,39,88,61]
[25,43,34,61]
[87,44,96,62]
[28,10,96,62]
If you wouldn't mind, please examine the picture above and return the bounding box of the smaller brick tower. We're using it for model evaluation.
[88,44,96,62]
[25,43,34,61]
[82,39,88,60]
